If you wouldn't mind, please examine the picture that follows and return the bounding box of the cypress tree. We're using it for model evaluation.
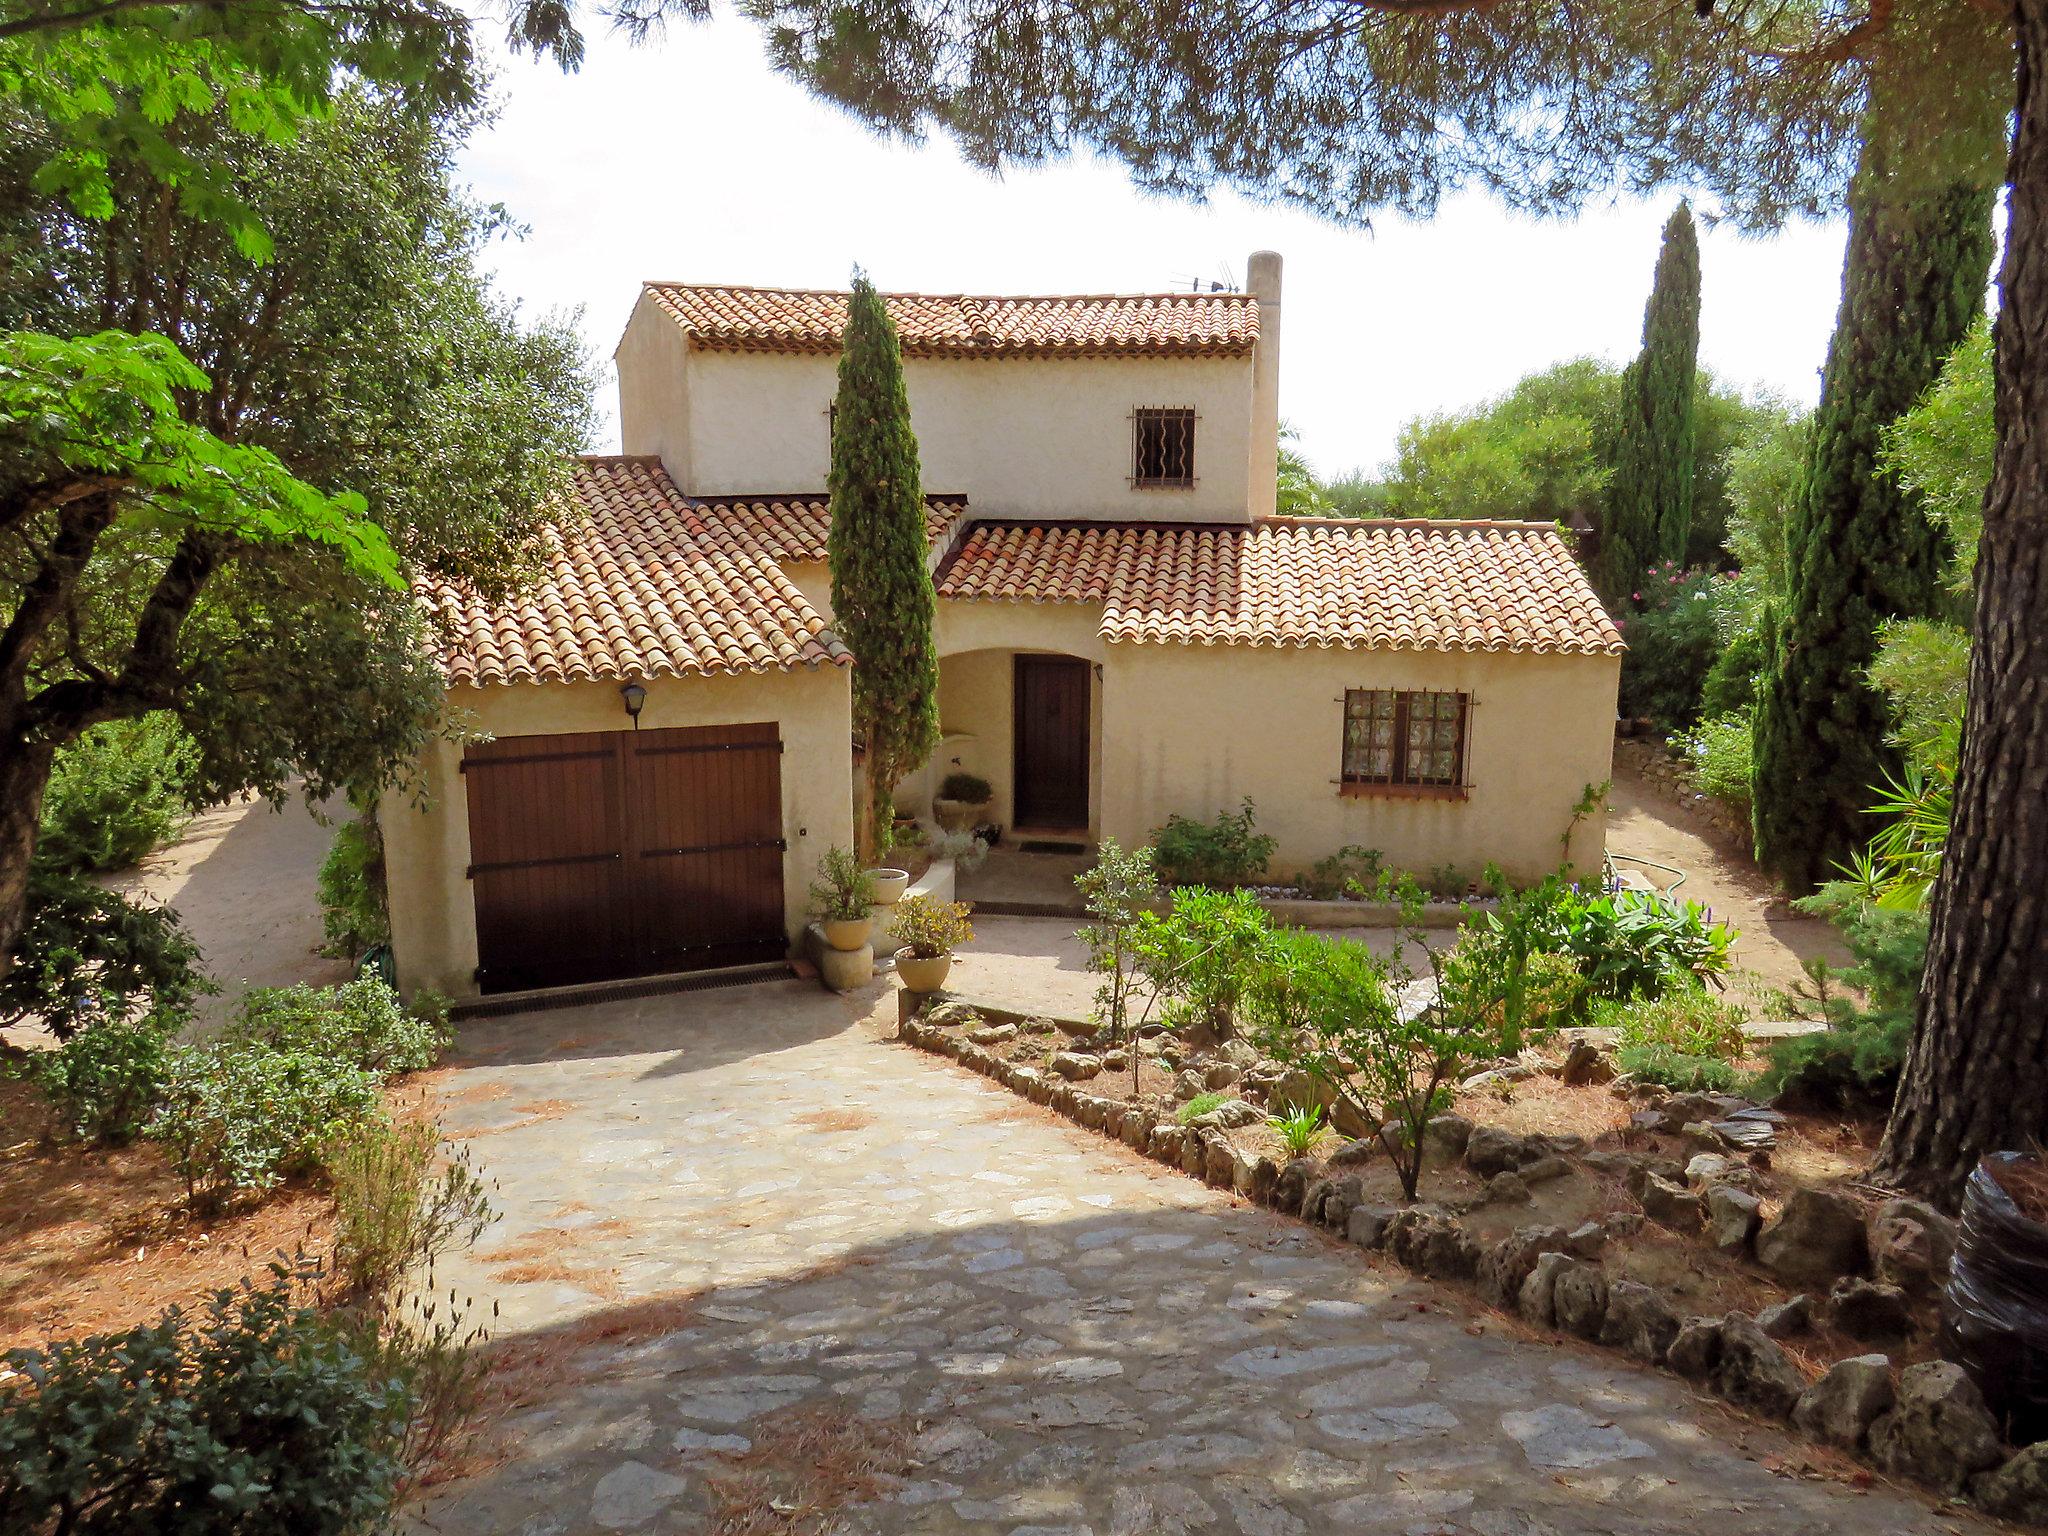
[1595,202,1700,606]
[828,271,942,862]
[1751,138,1997,891]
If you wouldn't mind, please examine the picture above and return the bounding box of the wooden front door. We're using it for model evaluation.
[1013,655,1091,829]
[463,722,786,993]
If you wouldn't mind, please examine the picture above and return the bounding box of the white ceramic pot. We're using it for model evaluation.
[821,915,872,953]
[867,868,910,905]
[895,949,953,993]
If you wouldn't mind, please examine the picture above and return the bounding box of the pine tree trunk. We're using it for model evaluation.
[0,738,57,972]
[1876,2,2048,1203]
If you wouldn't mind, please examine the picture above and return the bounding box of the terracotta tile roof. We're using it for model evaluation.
[936,517,1625,656]
[693,492,966,563]
[426,458,854,687]
[642,283,1258,359]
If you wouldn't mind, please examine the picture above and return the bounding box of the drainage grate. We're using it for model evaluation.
[449,960,796,1020]
[971,899,1087,919]
[1015,840,1088,855]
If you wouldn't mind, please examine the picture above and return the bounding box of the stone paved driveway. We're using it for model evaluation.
[412,978,1953,1536]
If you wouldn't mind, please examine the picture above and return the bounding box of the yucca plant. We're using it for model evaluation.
[1270,1102,1329,1159]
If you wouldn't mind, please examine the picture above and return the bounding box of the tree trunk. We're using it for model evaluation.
[1876,0,2048,1203]
[0,738,58,969]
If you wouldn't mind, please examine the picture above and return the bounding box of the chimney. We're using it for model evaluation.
[1246,250,1283,521]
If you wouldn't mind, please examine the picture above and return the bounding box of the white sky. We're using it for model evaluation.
[456,11,1852,480]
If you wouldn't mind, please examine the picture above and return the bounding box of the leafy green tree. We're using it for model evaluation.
[1074,838,1156,1046]
[1274,422,1328,516]
[828,272,941,860]
[1752,122,2001,893]
[1596,203,1702,604]
[0,87,595,961]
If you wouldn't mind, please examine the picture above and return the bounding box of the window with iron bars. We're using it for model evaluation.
[1132,407,1196,487]
[1341,689,1471,792]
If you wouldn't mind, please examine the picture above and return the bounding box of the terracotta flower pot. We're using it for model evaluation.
[895,949,953,993]
[933,797,990,833]
[867,868,910,905]
[821,915,871,953]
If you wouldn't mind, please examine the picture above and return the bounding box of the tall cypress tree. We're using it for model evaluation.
[829,271,941,862]
[1751,134,1998,891]
[1595,202,1701,607]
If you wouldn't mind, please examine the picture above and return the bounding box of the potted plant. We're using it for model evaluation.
[866,826,914,906]
[889,894,974,992]
[808,846,876,952]
[933,771,993,833]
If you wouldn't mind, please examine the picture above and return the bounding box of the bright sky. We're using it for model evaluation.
[456,11,1853,480]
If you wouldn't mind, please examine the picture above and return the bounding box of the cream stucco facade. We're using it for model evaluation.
[382,664,852,998]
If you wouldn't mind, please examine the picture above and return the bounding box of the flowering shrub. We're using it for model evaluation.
[1616,562,1724,727]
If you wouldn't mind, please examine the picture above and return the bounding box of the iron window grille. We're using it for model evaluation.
[1132,406,1197,487]
[1341,689,1471,790]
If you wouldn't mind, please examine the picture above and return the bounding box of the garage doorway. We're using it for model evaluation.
[462,722,786,993]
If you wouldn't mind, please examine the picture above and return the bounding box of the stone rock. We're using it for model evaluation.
[1327,1137,1377,1167]
[1386,1208,1480,1282]
[1682,1120,1733,1153]
[1558,1038,1614,1086]
[1122,1111,1155,1150]
[1271,1069,1327,1115]
[1327,1096,1375,1140]
[1517,1251,1576,1329]
[1519,1155,1572,1185]
[1641,1174,1706,1232]
[1793,1354,1895,1450]
[1246,1156,1280,1205]
[1221,1039,1261,1069]
[1666,1317,1724,1380]
[1477,1226,1570,1311]
[1423,1114,1474,1160]
[1181,1132,1207,1178]
[1868,1361,2004,1493]
[1191,1099,1264,1130]
[1203,1060,1242,1090]
[1685,1153,1738,1187]
[1273,1158,1315,1215]
[1622,1158,1688,1199]
[1755,1188,1869,1286]
[1710,1313,1807,1419]
[1870,1197,1958,1297]
[1482,1171,1532,1206]
[1102,1049,1131,1072]
[1149,1124,1188,1166]
[1754,1294,1813,1339]
[1172,1067,1205,1100]
[1049,1052,1103,1082]
[968,1022,1017,1045]
[1563,1222,1609,1259]
[1598,1281,1681,1364]
[1552,1263,1609,1341]
[923,999,979,1027]
[1019,1015,1059,1035]
[1828,1276,1914,1342]
[1300,1176,1334,1224]
[1203,1136,1238,1190]
[1319,1174,1365,1231]
[1973,1441,2048,1523]
[1346,1205,1396,1250]
[1705,1185,1762,1254]
[1465,1126,1538,1178]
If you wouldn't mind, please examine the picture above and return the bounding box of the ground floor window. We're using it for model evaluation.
[1342,689,1470,793]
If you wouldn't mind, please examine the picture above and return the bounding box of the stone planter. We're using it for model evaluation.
[821,915,872,953]
[933,796,990,833]
[895,949,953,993]
[867,868,910,905]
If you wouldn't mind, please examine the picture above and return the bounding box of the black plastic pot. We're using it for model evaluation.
[1944,1152,2048,1445]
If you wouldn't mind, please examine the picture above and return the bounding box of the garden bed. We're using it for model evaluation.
[895,989,2048,1523]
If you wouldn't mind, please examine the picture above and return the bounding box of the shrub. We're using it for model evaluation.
[36,715,197,874]
[0,1277,411,1535]
[224,977,447,1077]
[1615,1042,1747,1093]
[318,815,390,960]
[888,895,974,958]
[1595,979,1748,1060]
[1756,885,1927,1105]
[1150,797,1277,886]
[1270,1103,1329,1158]
[1297,845,1383,900]
[0,863,210,1040]
[151,1043,384,1210]
[1176,1091,1229,1124]
[1615,563,1723,727]
[1676,709,1755,817]
[326,1119,496,1304]
[806,845,874,922]
[1447,878,1590,1032]
[1559,889,1733,1000]
[926,828,990,871]
[937,771,992,803]
[1131,885,1272,1040]
[1076,839,1156,1044]
[13,1016,173,1144]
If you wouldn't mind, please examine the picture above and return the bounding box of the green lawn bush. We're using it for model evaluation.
[325,1119,495,1304]
[1615,564,1722,727]
[0,1278,410,1535]
[1150,798,1277,886]
[1756,886,1927,1106]
[1175,1091,1229,1124]
[225,977,447,1077]
[1676,709,1755,817]
[318,815,390,960]
[1594,978,1749,1060]
[1615,1042,1747,1093]
[37,715,198,874]
[1132,885,1272,1038]
[12,1016,173,1145]
[0,863,211,1040]
[1559,889,1733,1000]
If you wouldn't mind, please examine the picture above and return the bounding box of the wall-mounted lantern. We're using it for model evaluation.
[619,681,648,728]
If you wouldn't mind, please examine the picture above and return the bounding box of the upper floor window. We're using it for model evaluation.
[1133,407,1196,487]
[1342,689,1470,794]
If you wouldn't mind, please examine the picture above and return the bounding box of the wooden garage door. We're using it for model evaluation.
[463,723,786,993]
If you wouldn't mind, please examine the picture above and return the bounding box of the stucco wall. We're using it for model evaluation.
[1096,644,1620,884]
[664,350,1255,523]
[615,292,694,485]
[382,665,853,999]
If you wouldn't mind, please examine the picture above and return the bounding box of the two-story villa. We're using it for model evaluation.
[383,253,1623,998]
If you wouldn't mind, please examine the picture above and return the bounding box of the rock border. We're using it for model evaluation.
[897,998,2047,1525]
